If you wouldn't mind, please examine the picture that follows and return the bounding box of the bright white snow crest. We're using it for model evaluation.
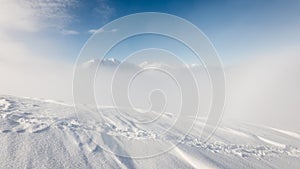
[1,95,300,168]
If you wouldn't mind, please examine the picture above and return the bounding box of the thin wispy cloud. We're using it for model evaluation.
[88,28,103,34]
[94,0,115,23]
[61,29,79,35]
[88,28,118,34]
[0,0,78,33]
[0,0,77,101]
[0,0,79,64]
[23,0,78,30]
[0,0,38,32]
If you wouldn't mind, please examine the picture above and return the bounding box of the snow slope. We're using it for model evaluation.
[0,95,299,169]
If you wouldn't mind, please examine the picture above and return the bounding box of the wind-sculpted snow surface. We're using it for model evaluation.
[0,95,300,169]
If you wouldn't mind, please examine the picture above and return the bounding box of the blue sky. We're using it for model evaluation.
[1,0,300,66]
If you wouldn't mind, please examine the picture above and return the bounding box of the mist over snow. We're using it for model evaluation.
[0,36,74,102]
[1,1,300,168]
[1,52,300,131]
[224,52,300,131]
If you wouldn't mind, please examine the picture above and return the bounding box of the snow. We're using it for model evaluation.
[0,98,11,111]
[257,136,286,148]
[0,95,299,169]
[173,146,215,169]
[269,127,300,140]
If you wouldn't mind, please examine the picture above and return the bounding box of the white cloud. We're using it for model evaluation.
[0,0,38,32]
[61,29,79,35]
[88,28,103,34]
[111,28,118,32]
[0,0,78,102]
[94,0,115,22]
[0,0,117,102]
[0,0,78,32]
[88,28,118,34]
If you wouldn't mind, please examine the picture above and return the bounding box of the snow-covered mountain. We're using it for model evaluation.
[81,58,142,73]
[1,95,299,169]
[101,58,122,67]
[81,58,121,69]
[81,58,204,71]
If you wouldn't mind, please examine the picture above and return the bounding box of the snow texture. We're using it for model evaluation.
[0,95,299,169]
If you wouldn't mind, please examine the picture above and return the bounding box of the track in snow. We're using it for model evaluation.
[0,95,300,169]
